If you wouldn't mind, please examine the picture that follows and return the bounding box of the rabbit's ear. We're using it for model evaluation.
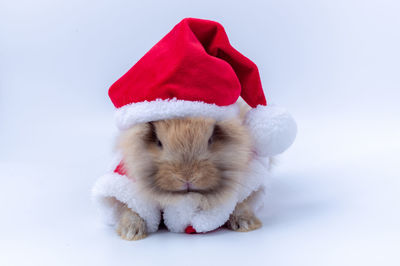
[237,97,252,121]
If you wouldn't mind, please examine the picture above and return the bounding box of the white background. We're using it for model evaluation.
[1,0,399,265]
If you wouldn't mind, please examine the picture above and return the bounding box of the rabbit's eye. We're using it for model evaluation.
[209,124,225,146]
[157,139,163,148]
[147,122,162,148]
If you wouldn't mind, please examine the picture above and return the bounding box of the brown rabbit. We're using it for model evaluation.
[116,110,262,240]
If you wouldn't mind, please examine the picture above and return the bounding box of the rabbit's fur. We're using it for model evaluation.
[116,104,262,240]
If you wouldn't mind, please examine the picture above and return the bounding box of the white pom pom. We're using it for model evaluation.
[244,105,297,157]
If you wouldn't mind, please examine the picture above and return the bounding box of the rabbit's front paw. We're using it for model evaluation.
[117,208,147,240]
[228,212,262,232]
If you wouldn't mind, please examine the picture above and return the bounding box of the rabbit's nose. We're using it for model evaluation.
[184,181,195,191]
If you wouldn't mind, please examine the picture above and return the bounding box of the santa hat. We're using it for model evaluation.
[109,18,296,157]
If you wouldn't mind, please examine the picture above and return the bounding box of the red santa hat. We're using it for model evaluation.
[109,18,296,157]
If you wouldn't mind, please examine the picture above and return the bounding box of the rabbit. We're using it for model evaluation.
[115,104,263,240]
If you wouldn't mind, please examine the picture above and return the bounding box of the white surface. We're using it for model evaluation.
[1,0,399,265]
